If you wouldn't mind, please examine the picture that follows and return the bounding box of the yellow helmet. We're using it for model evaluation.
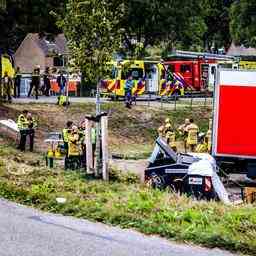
[165,118,171,124]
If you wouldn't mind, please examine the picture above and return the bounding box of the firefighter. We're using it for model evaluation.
[165,123,177,152]
[66,125,81,169]
[17,110,37,151]
[178,118,190,153]
[186,118,199,152]
[158,125,165,138]
[2,71,13,103]
[78,121,87,168]
[62,121,73,154]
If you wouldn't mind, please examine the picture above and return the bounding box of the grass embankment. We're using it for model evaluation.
[0,103,212,158]
[0,143,255,255]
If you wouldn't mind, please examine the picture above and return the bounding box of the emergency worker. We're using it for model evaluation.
[165,123,177,152]
[17,110,37,151]
[28,68,40,99]
[62,121,73,153]
[186,119,199,152]
[14,67,22,98]
[178,118,190,153]
[158,125,165,138]
[124,75,135,108]
[2,71,13,103]
[67,125,81,169]
[78,121,87,168]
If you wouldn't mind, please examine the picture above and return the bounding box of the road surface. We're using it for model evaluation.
[0,199,237,256]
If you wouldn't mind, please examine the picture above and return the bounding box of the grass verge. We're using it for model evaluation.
[0,143,255,255]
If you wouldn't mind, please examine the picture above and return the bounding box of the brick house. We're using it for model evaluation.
[14,33,67,73]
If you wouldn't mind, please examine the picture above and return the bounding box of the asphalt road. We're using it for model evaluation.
[0,199,237,256]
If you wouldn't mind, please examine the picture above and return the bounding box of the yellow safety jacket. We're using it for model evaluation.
[68,133,80,156]
[62,128,69,143]
[186,124,199,145]
[196,143,208,153]
[17,114,29,130]
[166,130,176,148]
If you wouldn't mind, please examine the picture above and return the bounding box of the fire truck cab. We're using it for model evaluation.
[164,51,236,91]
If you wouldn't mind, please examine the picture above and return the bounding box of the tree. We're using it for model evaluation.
[59,0,123,82]
[59,0,123,176]
[201,0,234,52]
[120,0,207,57]
[0,0,67,51]
[230,0,256,47]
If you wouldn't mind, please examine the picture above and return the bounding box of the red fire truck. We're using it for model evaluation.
[163,50,236,91]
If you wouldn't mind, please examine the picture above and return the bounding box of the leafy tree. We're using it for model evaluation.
[59,0,123,82]
[230,0,256,47]
[0,0,67,50]
[59,0,123,176]
[120,0,207,57]
[202,0,234,51]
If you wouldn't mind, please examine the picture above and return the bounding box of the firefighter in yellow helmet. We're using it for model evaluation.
[178,118,190,153]
[158,125,165,138]
[165,123,177,152]
[186,118,199,152]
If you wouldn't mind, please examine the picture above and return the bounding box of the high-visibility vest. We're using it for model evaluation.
[68,133,80,156]
[62,128,69,143]
[186,124,199,145]
[17,114,29,130]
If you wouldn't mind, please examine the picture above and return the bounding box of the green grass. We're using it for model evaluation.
[1,102,211,157]
[0,143,255,255]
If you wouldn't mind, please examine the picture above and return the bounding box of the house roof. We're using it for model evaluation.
[227,42,256,57]
[25,33,68,56]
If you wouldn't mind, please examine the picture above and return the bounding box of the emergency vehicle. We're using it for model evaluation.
[101,59,185,98]
[164,50,236,91]
[0,51,15,97]
[0,51,15,78]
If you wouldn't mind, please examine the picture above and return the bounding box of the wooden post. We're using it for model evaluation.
[101,116,109,181]
[85,119,93,174]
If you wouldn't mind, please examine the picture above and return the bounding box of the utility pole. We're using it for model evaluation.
[95,78,101,177]
[66,54,69,108]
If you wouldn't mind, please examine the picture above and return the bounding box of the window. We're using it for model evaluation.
[121,68,144,80]
[180,64,191,73]
[167,65,175,73]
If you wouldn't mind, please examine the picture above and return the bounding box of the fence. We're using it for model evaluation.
[133,93,214,111]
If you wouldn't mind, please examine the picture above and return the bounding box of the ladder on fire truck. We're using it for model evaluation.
[168,50,238,61]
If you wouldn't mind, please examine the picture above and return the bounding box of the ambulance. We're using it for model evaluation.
[101,59,185,98]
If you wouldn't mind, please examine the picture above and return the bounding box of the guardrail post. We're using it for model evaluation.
[190,93,193,110]
[101,116,109,181]
[85,119,94,174]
